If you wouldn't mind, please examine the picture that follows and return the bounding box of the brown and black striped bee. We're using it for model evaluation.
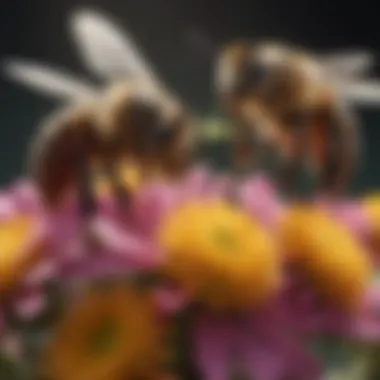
[28,82,195,214]
[98,81,195,182]
[215,41,361,196]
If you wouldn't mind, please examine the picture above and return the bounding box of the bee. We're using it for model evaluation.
[27,83,194,212]
[98,80,195,183]
[215,41,379,196]
[28,102,100,212]
[3,9,196,214]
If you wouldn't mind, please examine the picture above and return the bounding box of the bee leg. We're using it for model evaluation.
[320,104,360,196]
[77,153,97,218]
[228,125,271,203]
[279,113,316,199]
[232,129,261,176]
[227,134,252,202]
[104,158,131,208]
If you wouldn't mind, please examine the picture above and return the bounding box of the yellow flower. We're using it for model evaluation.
[42,284,163,380]
[0,215,43,293]
[158,200,281,311]
[279,204,373,310]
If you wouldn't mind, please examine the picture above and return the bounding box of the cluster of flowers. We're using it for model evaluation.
[1,165,380,380]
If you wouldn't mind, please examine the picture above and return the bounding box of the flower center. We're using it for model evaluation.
[87,320,120,356]
[213,227,237,251]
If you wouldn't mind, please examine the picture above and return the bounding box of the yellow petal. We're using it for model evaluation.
[0,215,43,292]
[279,204,372,310]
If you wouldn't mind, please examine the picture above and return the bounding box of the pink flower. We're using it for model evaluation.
[0,180,52,331]
[238,173,284,229]
[0,179,41,217]
[47,166,229,282]
[279,275,351,337]
[347,283,380,342]
[192,304,322,380]
[278,272,380,347]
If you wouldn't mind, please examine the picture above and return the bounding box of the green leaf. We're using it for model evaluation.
[199,118,232,142]
[0,354,25,380]
[323,352,371,380]
[312,337,375,380]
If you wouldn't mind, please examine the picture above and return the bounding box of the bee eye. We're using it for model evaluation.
[153,118,180,145]
[244,62,269,87]
[244,62,269,86]
[234,61,269,96]
[283,109,313,133]
[154,126,175,144]
[129,98,159,127]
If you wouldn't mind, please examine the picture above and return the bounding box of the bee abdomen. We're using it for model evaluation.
[29,106,97,208]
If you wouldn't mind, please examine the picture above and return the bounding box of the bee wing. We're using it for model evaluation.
[2,59,98,101]
[321,50,375,78]
[69,8,161,89]
[339,80,380,106]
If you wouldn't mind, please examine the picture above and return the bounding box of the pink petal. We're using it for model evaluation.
[322,309,351,335]
[180,166,211,200]
[23,259,58,287]
[247,173,276,196]
[239,315,288,380]
[277,334,322,380]
[59,253,133,281]
[154,286,189,314]
[317,198,371,241]
[204,175,231,199]
[247,313,322,380]
[15,291,46,320]
[90,217,161,269]
[47,208,82,250]
[241,341,287,380]
[132,184,180,236]
[192,312,239,380]
[237,302,323,380]
[0,195,16,219]
[348,285,380,341]
[58,236,88,262]
[47,202,116,253]
[239,175,283,228]
[11,180,41,213]
[281,288,324,335]
[281,276,349,337]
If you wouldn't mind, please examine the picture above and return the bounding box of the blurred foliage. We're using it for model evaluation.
[199,116,232,142]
